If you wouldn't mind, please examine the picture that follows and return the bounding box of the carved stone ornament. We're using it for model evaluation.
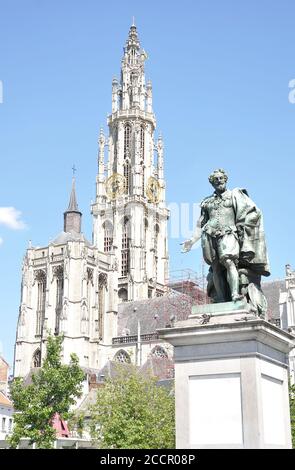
[98,272,108,288]
[33,269,46,284]
[87,267,94,284]
[52,265,64,279]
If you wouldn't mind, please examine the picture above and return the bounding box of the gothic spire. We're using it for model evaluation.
[124,23,140,53]
[67,176,78,211]
[64,177,82,233]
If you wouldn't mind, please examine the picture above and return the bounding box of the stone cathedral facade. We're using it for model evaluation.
[14,25,170,378]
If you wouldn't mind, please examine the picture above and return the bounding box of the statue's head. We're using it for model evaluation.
[208,168,228,193]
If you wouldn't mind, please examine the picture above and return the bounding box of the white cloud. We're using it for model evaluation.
[0,237,3,245]
[0,207,26,230]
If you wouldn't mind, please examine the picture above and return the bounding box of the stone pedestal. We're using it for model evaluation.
[158,301,295,449]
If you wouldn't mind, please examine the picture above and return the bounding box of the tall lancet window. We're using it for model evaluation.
[32,349,41,368]
[87,268,94,332]
[124,123,131,159]
[54,266,64,335]
[103,221,113,252]
[124,123,132,195]
[140,125,145,157]
[124,161,131,195]
[154,224,160,280]
[113,126,118,163]
[98,273,107,340]
[142,165,145,196]
[143,218,148,271]
[121,217,130,277]
[35,270,46,336]
[154,224,160,252]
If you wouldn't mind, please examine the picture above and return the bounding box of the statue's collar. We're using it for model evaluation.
[213,189,231,198]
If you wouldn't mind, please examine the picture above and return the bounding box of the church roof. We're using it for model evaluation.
[98,360,136,380]
[117,295,192,336]
[139,356,174,381]
[117,280,285,335]
[52,230,91,246]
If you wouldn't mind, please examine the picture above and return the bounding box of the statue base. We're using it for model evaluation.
[158,302,295,449]
[189,298,254,324]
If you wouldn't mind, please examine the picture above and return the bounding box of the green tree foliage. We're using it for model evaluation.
[89,366,175,449]
[290,382,295,448]
[9,334,85,448]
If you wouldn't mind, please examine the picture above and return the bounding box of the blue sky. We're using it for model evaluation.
[0,0,295,366]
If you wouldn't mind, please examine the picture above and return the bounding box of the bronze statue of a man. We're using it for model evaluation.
[182,169,270,313]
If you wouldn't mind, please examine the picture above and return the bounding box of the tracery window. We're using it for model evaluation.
[54,266,64,335]
[142,165,145,196]
[124,124,131,159]
[151,346,168,359]
[35,270,46,336]
[33,348,41,368]
[114,349,131,363]
[98,273,107,339]
[140,125,145,157]
[121,218,130,277]
[124,161,131,194]
[103,221,113,252]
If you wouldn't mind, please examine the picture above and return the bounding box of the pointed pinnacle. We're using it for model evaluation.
[67,177,79,212]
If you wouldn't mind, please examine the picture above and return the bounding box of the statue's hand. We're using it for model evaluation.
[180,239,194,253]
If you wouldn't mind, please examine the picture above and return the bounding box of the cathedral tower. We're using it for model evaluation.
[91,24,169,302]
[14,24,170,378]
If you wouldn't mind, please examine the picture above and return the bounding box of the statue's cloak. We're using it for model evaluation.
[231,188,270,277]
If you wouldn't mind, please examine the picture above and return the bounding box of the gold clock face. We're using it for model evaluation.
[146,177,161,203]
[106,173,126,201]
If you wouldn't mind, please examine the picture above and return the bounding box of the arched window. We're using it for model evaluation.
[53,265,64,335]
[98,273,107,339]
[151,346,168,359]
[121,218,130,277]
[142,165,145,196]
[140,125,145,157]
[124,161,131,195]
[103,221,113,252]
[141,218,148,272]
[124,124,131,159]
[34,270,46,336]
[118,287,128,302]
[154,224,160,253]
[113,126,118,162]
[114,349,131,363]
[33,348,41,368]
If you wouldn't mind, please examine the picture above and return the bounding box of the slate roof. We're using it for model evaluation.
[117,280,286,335]
[117,294,193,337]
[139,356,174,380]
[67,178,80,213]
[97,360,136,380]
[52,230,91,246]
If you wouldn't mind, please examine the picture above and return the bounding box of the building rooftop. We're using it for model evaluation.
[52,230,91,246]
[0,391,12,407]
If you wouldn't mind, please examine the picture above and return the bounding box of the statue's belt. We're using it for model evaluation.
[202,225,237,238]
